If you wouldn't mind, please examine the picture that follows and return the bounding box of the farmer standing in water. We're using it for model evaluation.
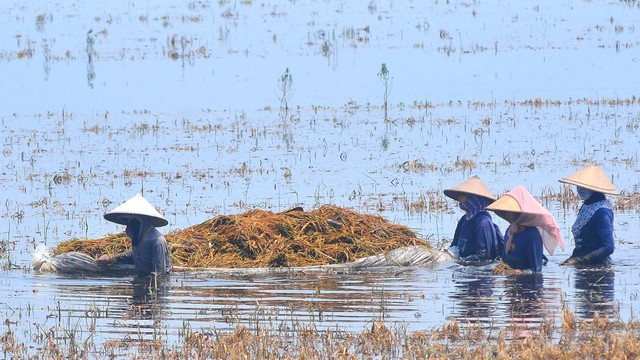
[559,165,618,266]
[97,194,171,277]
[444,176,503,263]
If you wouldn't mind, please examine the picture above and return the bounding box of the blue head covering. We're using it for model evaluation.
[577,186,593,201]
[125,216,155,246]
[572,186,612,237]
[460,194,492,219]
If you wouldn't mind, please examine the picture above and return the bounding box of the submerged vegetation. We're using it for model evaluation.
[378,63,391,122]
[1,306,638,359]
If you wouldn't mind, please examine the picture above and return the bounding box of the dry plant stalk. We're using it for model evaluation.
[492,261,514,275]
[55,205,428,268]
[94,314,640,359]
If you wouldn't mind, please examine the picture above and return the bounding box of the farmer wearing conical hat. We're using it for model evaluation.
[559,165,619,266]
[97,194,171,277]
[444,176,503,263]
[486,185,564,274]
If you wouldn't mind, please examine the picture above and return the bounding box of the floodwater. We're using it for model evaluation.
[1,0,640,354]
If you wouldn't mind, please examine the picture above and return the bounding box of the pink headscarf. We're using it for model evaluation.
[505,185,565,255]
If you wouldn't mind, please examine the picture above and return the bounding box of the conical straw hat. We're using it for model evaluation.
[444,176,496,201]
[486,185,564,255]
[559,165,619,195]
[104,194,168,227]
[485,194,522,219]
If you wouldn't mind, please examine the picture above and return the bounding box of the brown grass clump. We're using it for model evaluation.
[97,315,640,359]
[491,261,525,275]
[54,233,130,259]
[5,312,640,359]
[55,205,427,268]
[613,190,640,211]
[2,292,639,359]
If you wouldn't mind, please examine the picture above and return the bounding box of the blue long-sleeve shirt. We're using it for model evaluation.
[502,227,543,273]
[570,207,614,264]
[112,217,171,277]
[450,211,500,262]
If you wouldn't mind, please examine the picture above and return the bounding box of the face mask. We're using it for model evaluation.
[459,195,485,218]
[577,186,593,201]
[459,199,472,212]
[126,218,142,245]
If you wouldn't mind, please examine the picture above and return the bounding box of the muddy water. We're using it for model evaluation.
[1,0,640,352]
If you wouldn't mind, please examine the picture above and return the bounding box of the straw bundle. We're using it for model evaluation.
[55,205,429,268]
[492,261,520,275]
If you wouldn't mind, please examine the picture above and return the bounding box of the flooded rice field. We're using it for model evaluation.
[1,0,640,356]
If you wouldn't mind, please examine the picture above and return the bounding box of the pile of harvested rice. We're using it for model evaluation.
[55,205,429,268]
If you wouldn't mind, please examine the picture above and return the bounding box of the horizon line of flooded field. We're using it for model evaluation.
[2,0,639,113]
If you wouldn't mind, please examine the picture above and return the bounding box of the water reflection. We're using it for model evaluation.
[449,266,497,323]
[128,276,171,320]
[574,267,616,319]
[12,255,639,353]
[171,269,413,318]
[448,267,566,336]
[39,274,172,325]
[86,29,96,88]
[504,274,544,323]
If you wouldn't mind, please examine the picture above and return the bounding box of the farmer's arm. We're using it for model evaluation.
[97,250,133,266]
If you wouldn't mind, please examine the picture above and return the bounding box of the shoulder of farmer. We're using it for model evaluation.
[592,207,614,225]
[145,227,165,241]
[474,210,493,223]
[149,232,169,249]
[592,208,615,244]
[521,226,542,239]
[157,233,169,246]
[474,211,495,227]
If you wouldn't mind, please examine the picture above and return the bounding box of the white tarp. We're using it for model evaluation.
[32,244,454,275]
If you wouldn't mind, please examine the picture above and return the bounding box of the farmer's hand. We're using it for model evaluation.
[96,254,113,266]
[560,257,581,266]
